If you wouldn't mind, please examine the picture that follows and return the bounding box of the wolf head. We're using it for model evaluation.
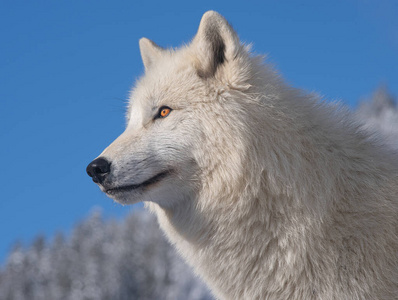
[87,11,272,207]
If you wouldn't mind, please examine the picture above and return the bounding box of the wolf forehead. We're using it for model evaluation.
[130,61,204,105]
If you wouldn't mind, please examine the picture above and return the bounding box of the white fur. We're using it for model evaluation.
[96,11,398,299]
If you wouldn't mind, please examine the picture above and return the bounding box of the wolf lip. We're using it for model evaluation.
[105,170,171,195]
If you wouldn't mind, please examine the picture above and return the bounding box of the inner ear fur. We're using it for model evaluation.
[192,11,241,78]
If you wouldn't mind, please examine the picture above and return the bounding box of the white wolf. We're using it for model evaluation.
[87,11,398,299]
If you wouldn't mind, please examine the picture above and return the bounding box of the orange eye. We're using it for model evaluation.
[160,108,170,117]
[157,106,172,119]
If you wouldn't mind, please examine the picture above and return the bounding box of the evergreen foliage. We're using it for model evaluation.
[0,210,212,300]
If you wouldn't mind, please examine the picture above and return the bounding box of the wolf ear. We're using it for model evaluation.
[139,38,164,71]
[192,11,240,78]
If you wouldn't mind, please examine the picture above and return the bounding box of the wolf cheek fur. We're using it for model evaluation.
[87,11,398,300]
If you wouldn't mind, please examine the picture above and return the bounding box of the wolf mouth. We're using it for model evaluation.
[105,170,171,195]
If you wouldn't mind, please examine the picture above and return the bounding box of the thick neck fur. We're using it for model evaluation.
[148,60,398,299]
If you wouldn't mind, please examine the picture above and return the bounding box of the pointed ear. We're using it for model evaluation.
[192,11,241,78]
[139,38,164,71]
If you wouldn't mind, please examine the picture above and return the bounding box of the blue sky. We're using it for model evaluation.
[0,0,397,263]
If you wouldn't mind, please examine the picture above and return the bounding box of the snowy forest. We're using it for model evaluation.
[0,87,397,300]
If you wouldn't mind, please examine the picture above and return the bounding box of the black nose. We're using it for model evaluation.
[86,157,111,184]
